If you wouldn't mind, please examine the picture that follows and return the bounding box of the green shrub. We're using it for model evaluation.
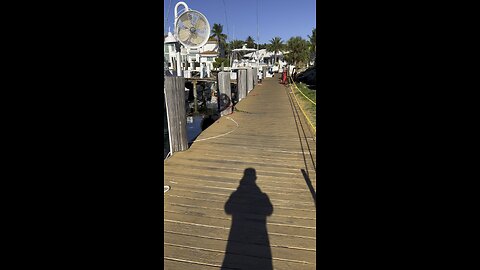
[213,57,229,69]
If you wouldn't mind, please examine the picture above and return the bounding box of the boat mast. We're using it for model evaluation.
[256,0,259,67]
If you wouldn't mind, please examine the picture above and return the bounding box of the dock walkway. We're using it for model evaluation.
[164,77,317,270]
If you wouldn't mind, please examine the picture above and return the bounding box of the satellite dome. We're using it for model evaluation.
[164,30,177,43]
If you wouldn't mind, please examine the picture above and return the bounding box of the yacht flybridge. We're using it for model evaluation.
[227,44,274,78]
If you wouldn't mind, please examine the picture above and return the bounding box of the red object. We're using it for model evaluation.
[282,71,287,84]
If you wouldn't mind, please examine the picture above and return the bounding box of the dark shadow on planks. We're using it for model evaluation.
[221,168,274,270]
[301,169,316,208]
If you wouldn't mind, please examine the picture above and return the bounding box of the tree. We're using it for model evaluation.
[211,23,227,58]
[308,28,316,53]
[258,43,267,50]
[246,36,255,48]
[225,40,244,59]
[266,37,284,64]
[212,57,229,69]
[229,40,245,50]
[285,36,309,67]
[307,28,316,65]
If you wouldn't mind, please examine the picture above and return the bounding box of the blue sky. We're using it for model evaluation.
[164,0,316,44]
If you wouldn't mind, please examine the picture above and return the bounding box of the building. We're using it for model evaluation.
[164,31,184,72]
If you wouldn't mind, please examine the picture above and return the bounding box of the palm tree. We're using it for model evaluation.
[225,40,244,59]
[266,37,284,64]
[286,36,309,67]
[246,36,255,48]
[211,23,227,58]
[229,40,244,50]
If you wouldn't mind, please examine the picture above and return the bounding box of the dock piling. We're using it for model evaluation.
[164,76,188,153]
[218,71,232,116]
[237,69,247,101]
[246,68,253,93]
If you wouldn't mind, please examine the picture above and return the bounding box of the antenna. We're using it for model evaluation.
[256,0,259,67]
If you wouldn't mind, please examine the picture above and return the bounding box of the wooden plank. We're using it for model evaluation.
[164,244,315,270]
[164,187,315,210]
[164,220,316,250]
[164,232,316,265]
[164,211,315,238]
[164,258,220,270]
[163,166,313,186]
[163,174,317,197]
[166,156,308,172]
[164,204,316,227]
[162,178,316,203]
[164,161,308,178]
[164,195,316,218]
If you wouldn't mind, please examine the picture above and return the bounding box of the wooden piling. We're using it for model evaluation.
[237,69,247,101]
[246,68,253,93]
[253,67,258,87]
[164,76,188,153]
[218,71,232,116]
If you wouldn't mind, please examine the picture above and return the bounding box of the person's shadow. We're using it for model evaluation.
[221,168,274,270]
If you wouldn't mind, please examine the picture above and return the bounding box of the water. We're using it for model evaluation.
[186,115,204,143]
[164,81,219,159]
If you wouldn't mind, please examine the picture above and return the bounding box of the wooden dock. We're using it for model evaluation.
[164,77,316,270]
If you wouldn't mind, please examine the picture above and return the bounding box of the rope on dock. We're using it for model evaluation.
[288,76,316,135]
[292,78,316,105]
[193,116,239,142]
[234,107,253,114]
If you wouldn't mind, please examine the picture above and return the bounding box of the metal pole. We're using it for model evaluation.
[193,80,198,114]
[174,2,189,77]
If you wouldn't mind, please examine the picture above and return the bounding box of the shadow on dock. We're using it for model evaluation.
[221,168,274,270]
[301,169,316,208]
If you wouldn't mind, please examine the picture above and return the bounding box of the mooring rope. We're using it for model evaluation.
[234,107,253,114]
[193,116,239,142]
[292,79,316,105]
[288,76,316,135]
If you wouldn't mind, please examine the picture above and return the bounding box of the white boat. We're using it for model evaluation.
[229,45,290,79]
[228,44,273,80]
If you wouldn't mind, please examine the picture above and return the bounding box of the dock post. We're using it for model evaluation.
[164,76,188,153]
[193,80,198,114]
[218,71,232,116]
[253,67,258,87]
[246,68,253,93]
[237,69,247,101]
